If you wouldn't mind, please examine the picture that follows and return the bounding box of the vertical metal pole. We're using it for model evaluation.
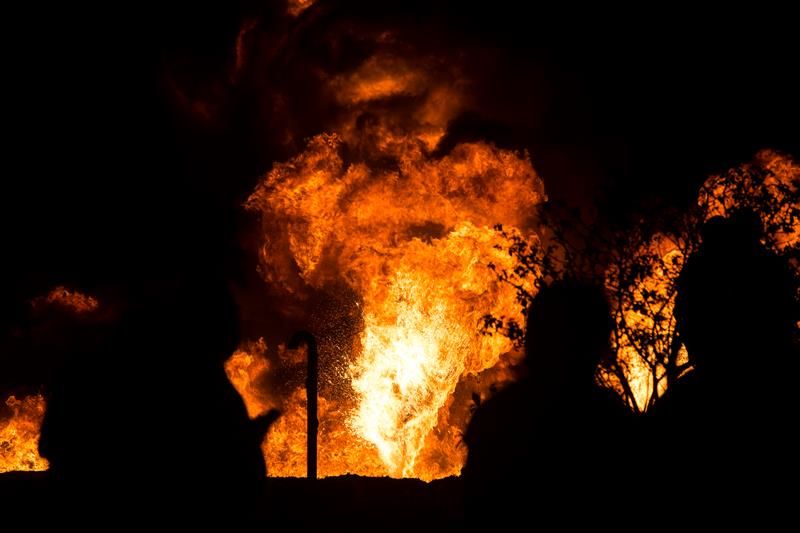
[289,331,318,480]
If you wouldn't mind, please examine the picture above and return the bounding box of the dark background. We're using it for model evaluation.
[3,1,798,358]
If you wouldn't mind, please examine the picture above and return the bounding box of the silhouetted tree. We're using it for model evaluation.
[483,150,800,412]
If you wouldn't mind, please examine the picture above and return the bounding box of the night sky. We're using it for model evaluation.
[4,1,799,339]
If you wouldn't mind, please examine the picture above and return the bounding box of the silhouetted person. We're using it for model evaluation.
[39,273,276,525]
[652,212,799,522]
[463,282,631,523]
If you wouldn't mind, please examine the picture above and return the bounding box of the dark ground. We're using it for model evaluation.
[0,473,464,529]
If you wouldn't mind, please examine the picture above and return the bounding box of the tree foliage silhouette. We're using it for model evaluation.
[482,150,799,412]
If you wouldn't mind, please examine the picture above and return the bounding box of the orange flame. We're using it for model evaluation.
[225,338,276,419]
[287,0,315,17]
[700,149,800,252]
[0,395,49,473]
[244,118,543,479]
[350,223,537,477]
[607,235,690,410]
[1,286,99,473]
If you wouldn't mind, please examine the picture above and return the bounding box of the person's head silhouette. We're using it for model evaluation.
[675,211,797,380]
[524,281,612,390]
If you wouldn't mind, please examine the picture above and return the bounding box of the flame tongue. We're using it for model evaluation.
[241,49,545,479]
[352,270,469,476]
[247,130,544,478]
[350,223,538,476]
[0,395,49,473]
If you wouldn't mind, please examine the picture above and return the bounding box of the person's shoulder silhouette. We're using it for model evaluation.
[664,211,798,418]
[38,273,274,524]
[464,281,629,521]
[653,211,799,520]
[674,212,797,387]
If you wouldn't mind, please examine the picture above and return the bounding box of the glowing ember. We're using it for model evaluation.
[0,395,49,473]
[287,0,315,17]
[32,286,99,314]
